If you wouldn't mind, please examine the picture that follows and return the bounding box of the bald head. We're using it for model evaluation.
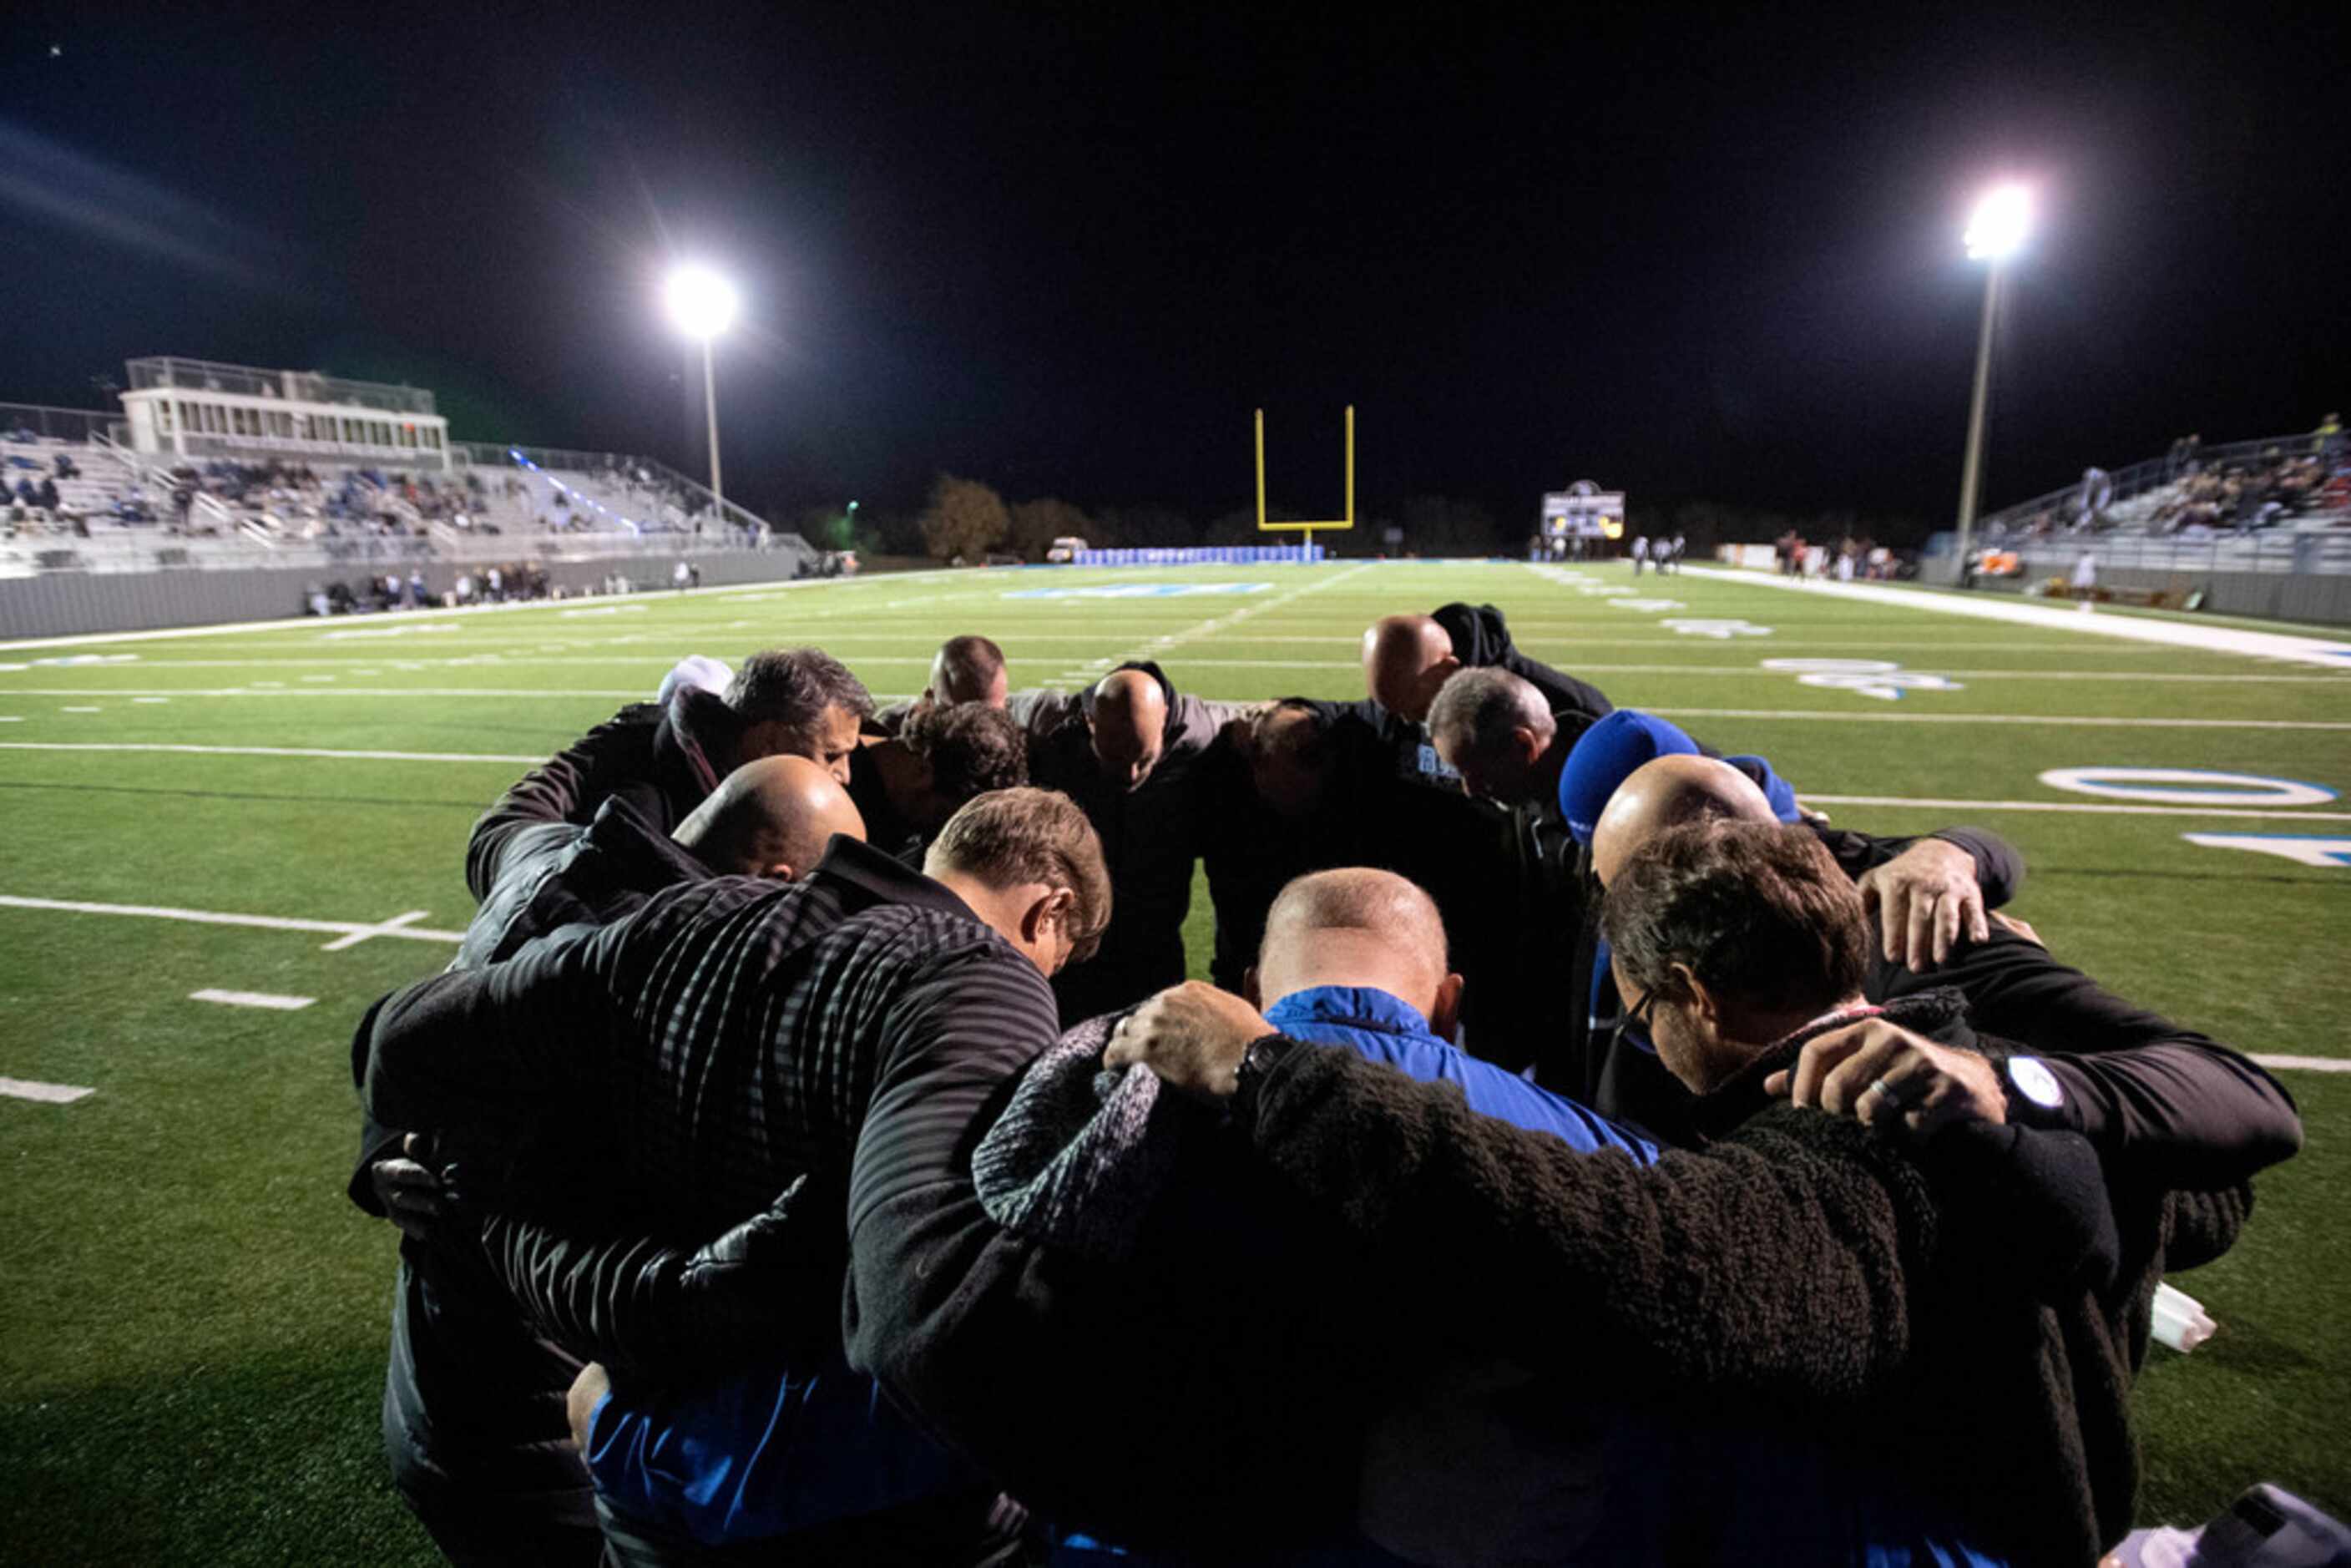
[1254,867,1461,1034]
[1090,668,1170,791]
[1362,615,1460,723]
[1590,755,1777,888]
[673,755,867,879]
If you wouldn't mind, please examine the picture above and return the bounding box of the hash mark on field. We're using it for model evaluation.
[299,675,336,683]
[0,894,464,946]
[132,696,169,704]
[319,909,434,950]
[0,1075,95,1105]
[190,989,316,1011]
[60,706,101,713]
[2248,1055,2351,1075]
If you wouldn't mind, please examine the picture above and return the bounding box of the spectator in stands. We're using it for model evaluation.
[33,478,58,513]
[846,701,1029,864]
[53,451,78,479]
[356,788,1110,1566]
[2318,412,2343,464]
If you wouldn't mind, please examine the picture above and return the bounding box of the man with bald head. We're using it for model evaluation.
[458,755,868,969]
[1589,753,1777,888]
[1250,869,1652,1156]
[1011,660,1252,1021]
[1362,601,1611,731]
[365,752,872,1564]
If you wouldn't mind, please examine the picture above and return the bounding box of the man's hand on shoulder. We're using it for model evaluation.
[1858,837,1991,970]
[1104,981,1272,1103]
[369,1133,451,1242]
[1766,1020,2005,1138]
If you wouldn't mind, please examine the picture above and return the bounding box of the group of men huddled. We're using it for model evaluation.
[348,601,2306,1566]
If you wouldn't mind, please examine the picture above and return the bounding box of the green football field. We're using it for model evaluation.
[2,559,2345,1565]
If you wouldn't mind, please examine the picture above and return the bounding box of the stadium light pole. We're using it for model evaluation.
[665,265,740,524]
[1954,184,2031,569]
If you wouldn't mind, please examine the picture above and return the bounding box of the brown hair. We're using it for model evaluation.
[1601,818,1868,1016]
[928,787,1112,961]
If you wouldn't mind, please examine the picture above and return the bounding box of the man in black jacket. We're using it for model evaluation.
[355,789,1110,1565]
[465,648,871,903]
[1585,755,2301,1188]
[1010,662,1251,1023]
[851,821,2241,1563]
[1362,601,1612,731]
[356,755,867,1565]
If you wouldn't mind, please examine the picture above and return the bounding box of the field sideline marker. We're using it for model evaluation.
[0,1076,95,1105]
[190,989,316,1010]
[1671,566,2351,669]
[0,742,542,763]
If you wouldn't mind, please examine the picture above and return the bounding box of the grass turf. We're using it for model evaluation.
[1,559,2345,1564]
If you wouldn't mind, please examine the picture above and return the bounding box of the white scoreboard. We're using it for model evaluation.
[1541,489,1625,539]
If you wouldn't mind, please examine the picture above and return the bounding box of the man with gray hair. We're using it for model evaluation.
[1427,665,1584,812]
[468,647,872,902]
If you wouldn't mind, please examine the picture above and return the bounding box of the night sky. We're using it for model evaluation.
[3,3,2343,539]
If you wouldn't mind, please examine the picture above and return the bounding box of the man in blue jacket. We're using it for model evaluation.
[1243,866,1653,1159]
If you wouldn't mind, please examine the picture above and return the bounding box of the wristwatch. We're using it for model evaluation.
[2004,1055,2065,1120]
[1231,1033,1293,1110]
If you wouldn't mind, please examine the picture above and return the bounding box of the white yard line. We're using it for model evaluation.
[0,894,464,946]
[1048,563,1378,688]
[0,686,654,700]
[1797,793,2351,822]
[0,743,542,763]
[0,1075,95,1105]
[1673,567,2351,669]
[2248,1055,2351,1075]
[1649,708,2351,731]
[1103,660,2346,682]
[190,989,316,1011]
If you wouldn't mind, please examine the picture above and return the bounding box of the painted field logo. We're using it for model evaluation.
[1759,658,1963,701]
[2040,767,2338,807]
[1003,583,1271,599]
[1660,619,1771,640]
[2182,834,2351,868]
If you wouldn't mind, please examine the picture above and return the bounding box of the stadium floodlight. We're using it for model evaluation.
[663,264,739,520]
[1963,183,2032,261]
[664,265,740,341]
[1954,183,2033,566]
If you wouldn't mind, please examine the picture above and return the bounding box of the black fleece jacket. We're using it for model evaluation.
[848,993,2218,1565]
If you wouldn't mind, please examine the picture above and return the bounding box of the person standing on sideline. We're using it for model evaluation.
[1630,534,1651,574]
